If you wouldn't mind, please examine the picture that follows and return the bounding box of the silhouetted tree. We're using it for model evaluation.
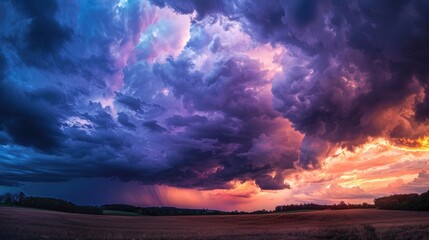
[17,192,25,204]
[0,192,18,205]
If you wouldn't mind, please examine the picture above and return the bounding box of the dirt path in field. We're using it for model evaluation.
[1,207,429,239]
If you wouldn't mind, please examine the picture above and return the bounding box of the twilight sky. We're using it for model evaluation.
[1,0,429,211]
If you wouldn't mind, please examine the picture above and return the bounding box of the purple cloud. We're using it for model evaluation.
[1,0,429,200]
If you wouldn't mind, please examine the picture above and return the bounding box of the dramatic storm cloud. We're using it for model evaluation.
[153,0,429,166]
[1,0,429,210]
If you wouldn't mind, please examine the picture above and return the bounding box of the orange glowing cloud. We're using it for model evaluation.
[279,138,429,204]
[125,137,428,211]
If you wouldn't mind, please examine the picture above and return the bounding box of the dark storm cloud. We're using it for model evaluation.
[1,0,300,190]
[27,87,69,107]
[115,93,143,113]
[154,56,278,119]
[152,0,429,167]
[82,110,117,130]
[118,112,136,130]
[151,0,321,53]
[142,120,166,132]
[270,0,429,165]
[0,1,153,187]
[0,53,6,80]
[2,0,429,195]
[0,131,12,145]
[25,16,72,53]
[0,82,64,152]
[13,0,59,18]
[166,114,208,127]
[150,0,226,19]
[255,174,290,190]
[148,51,300,189]
[12,0,72,54]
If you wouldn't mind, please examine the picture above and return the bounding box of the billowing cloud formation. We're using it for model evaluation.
[152,0,429,166]
[0,0,300,191]
[1,0,429,209]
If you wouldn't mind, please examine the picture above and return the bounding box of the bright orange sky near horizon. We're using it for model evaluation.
[1,0,429,212]
[115,137,429,211]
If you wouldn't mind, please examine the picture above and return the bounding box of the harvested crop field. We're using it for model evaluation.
[1,207,429,240]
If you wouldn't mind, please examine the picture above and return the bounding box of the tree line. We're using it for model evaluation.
[0,193,229,215]
[0,192,102,214]
[275,190,429,212]
[374,191,429,210]
[275,201,374,212]
[1,190,428,215]
[101,204,227,216]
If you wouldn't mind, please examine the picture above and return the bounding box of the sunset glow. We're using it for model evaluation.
[1,0,429,211]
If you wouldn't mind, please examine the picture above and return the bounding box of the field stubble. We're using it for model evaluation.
[1,207,429,240]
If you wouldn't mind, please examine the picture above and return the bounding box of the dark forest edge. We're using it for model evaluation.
[374,191,429,211]
[1,190,428,216]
